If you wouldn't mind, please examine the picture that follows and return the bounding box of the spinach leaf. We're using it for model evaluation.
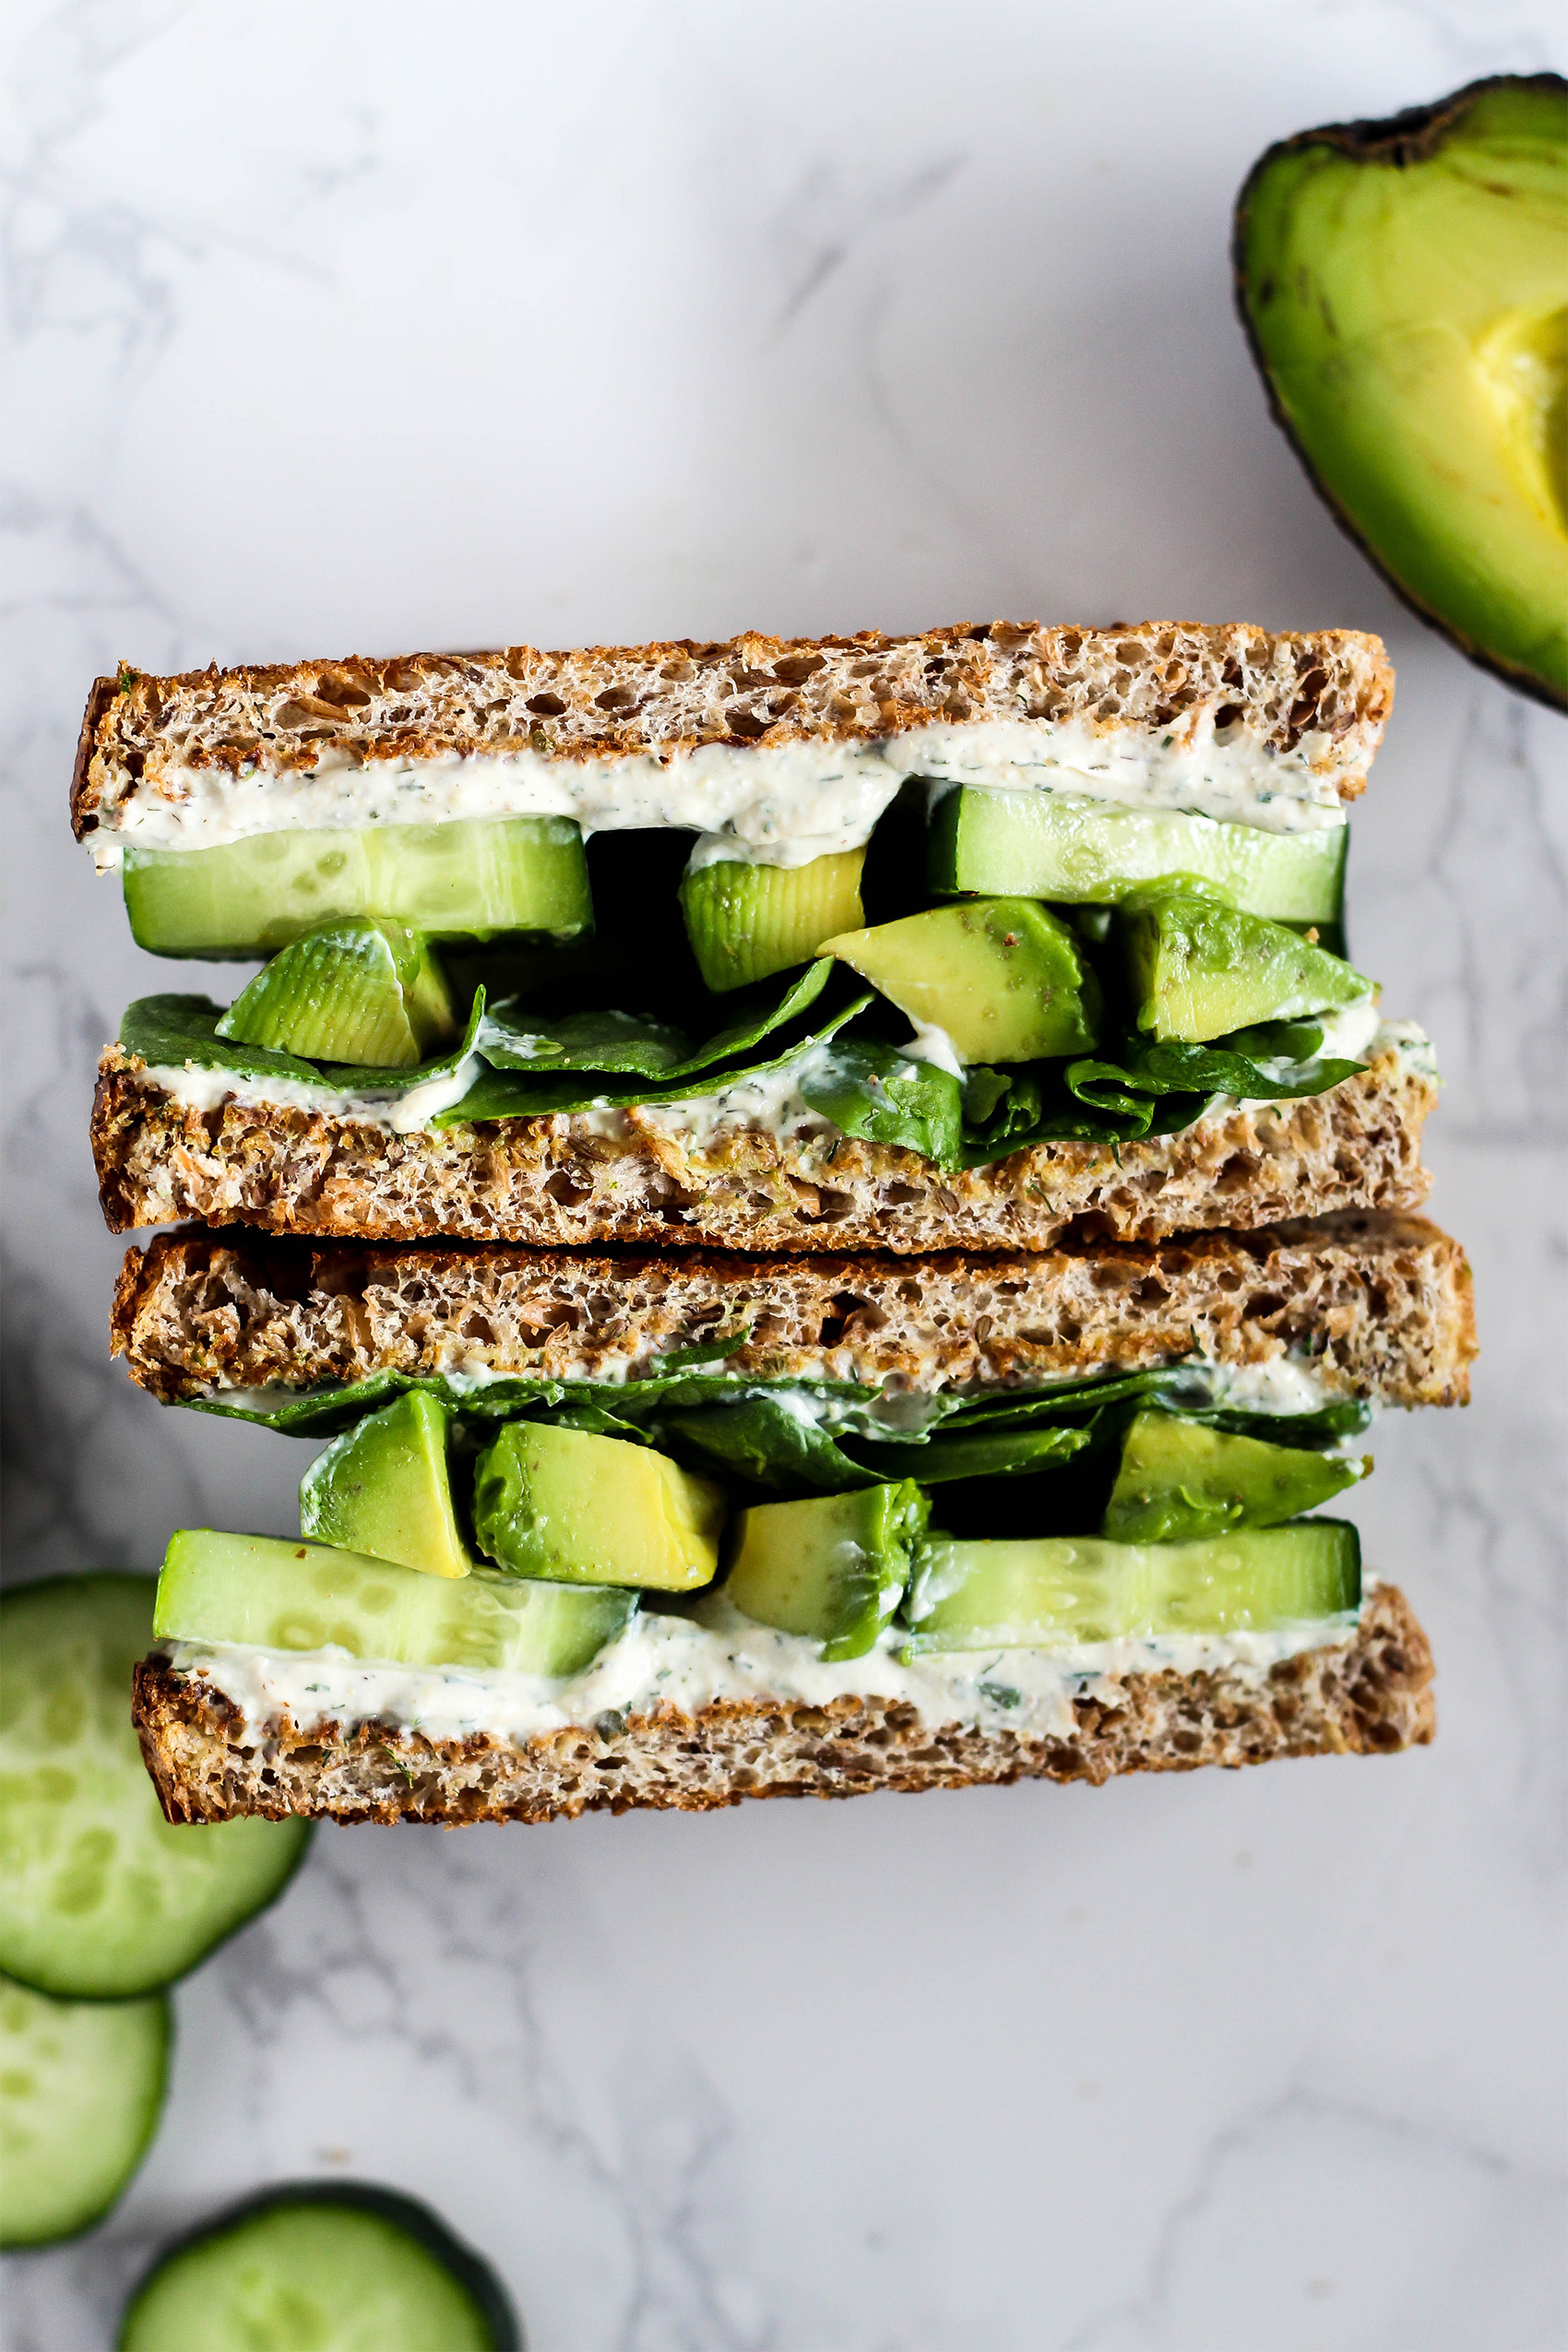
[798,1040,964,1166]
[841,1422,1092,1484]
[654,1398,883,1492]
[479,1005,695,1075]
[440,991,870,1125]
[119,990,488,1098]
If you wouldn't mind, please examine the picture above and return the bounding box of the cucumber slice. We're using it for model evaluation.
[0,1977,171,2247]
[821,898,1101,1063]
[680,849,865,992]
[1119,886,1372,1041]
[156,1531,636,1678]
[903,1519,1360,1653]
[1101,1411,1368,1542]
[117,2180,519,2351]
[929,788,1348,921]
[300,1393,472,1579]
[470,1425,725,1591]
[217,919,458,1067]
[725,1483,928,1660]
[124,815,591,958]
[0,1576,311,1999]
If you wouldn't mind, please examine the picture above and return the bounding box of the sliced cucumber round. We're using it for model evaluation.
[117,2181,521,2351]
[0,1576,312,1998]
[0,1976,171,2247]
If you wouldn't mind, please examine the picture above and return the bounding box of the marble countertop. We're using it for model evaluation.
[3,4,1564,2346]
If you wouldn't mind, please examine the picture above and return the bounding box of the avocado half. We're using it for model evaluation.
[1235,75,1567,711]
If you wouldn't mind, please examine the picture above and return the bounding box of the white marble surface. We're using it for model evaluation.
[3,5,1565,2346]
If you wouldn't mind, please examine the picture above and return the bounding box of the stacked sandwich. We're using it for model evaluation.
[77,621,1474,1825]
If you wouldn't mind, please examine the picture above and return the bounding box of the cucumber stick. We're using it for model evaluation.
[118,2182,519,2352]
[904,1519,1360,1652]
[157,1531,636,1677]
[0,1577,311,1999]
[0,1977,171,2247]
[124,814,592,957]
[929,787,1348,922]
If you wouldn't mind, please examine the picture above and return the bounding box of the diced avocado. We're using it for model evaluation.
[154,1530,635,1677]
[123,815,594,958]
[725,1482,928,1661]
[1100,1411,1368,1543]
[215,917,458,1066]
[470,1424,725,1591]
[680,850,866,992]
[1119,885,1371,1042]
[298,1392,472,1578]
[821,898,1101,1063]
[1237,76,1568,709]
[903,1519,1360,1653]
[928,788,1348,923]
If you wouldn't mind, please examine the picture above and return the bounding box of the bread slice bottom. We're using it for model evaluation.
[92,1046,1433,1253]
[112,1211,1477,1410]
[133,1586,1432,1828]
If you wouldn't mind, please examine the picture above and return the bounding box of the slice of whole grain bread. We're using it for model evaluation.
[111,1211,1476,1410]
[91,1043,1435,1253]
[131,1584,1433,1827]
[74,620,1392,843]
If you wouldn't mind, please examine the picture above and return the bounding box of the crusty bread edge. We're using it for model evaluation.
[133,1586,1434,1828]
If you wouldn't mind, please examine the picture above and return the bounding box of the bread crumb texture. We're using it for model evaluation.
[92,1049,1435,1253]
[132,1586,1433,1827]
[112,1210,1475,1410]
[73,620,1392,835]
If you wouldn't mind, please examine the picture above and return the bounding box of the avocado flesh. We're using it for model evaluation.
[724,1482,927,1661]
[1120,886,1371,1042]
[1100,1411,1367,1543]
[903,1521,1361,1653]
[470,1423,725,1590]
[822,897,1101,1063]
[216,917,459,1066]
[154,1530,635,1677]
[299,1392,472,1578]
[680,849,865,992]
[1237,75,1568,707]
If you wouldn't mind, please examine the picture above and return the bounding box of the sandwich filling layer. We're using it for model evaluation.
[157,1585,1371,1752]
[86,720,1354,871]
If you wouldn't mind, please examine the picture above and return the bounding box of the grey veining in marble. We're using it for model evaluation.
[2,5,1564,2346]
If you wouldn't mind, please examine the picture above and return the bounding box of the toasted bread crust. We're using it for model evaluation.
[72,620,1392,839]
[130,1585,1434,1827]
[91,1047,1436,1254]
[110,1211,1476,1410]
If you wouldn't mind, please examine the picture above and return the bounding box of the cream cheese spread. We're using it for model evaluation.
[90,715,1352,871]
[161,1586,1369,1752]
[134,1022,1431,1145]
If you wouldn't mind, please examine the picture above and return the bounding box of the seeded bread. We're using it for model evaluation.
[91,1043,1435,1254]
[111,1211,1476,1410]
[73,621,1392,843]
[130,1584,1433,1827]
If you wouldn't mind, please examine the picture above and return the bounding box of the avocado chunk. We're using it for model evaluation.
[470,1424,725,1591]
[216,917,459,1067]
[902,1520,1360,1654]
[299,1392,472,1578]
[1120,885,1371,1042]
[680,849,866,992]
[1237,74,1568,709]
[928,788,1348,924]
[1100,1411,1368,1543]
[154,1530,635,1677]
[725,1482,928,1660]
[821,898,1101,1063]
[123,814,594,959]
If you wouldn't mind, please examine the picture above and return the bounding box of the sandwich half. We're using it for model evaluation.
[125,1210,1467,1825]
[79,620,1438,1253]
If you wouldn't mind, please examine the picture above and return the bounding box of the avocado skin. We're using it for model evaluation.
[1234,74,1568,713]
